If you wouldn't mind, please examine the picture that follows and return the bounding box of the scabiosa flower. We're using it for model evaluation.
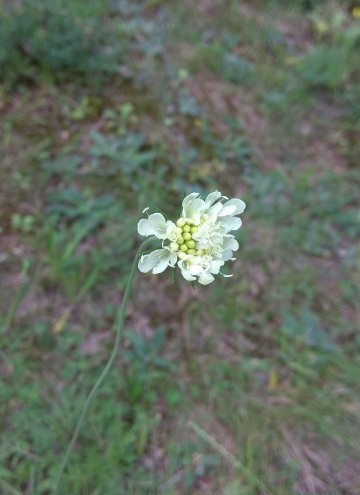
[137,191,246,285]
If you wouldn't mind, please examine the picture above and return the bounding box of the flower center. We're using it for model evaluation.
[166,218,201,257]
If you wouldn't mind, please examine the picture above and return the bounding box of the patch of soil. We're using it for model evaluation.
[285,432,360,495]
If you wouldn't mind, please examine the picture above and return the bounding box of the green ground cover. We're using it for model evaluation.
[0,0,359,493]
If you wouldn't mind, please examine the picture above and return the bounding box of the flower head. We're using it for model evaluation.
[137,191,246,285]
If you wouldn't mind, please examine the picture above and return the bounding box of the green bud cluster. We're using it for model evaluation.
[173,218,199,255]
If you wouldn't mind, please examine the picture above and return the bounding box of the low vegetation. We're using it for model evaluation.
[1,0,359,493]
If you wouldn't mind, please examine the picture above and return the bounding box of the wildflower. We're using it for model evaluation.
[138,191,246,285]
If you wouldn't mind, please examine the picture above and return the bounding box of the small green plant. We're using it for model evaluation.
[40,189,118,298]
[11,213,36,233]
[341,86,360,166]
[297,45,349,89]
[0,0,123,88]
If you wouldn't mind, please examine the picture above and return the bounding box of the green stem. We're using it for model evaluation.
[187,420,272,495]
[54,238,154,494]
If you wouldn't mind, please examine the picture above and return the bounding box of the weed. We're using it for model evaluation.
[0,0,124,88]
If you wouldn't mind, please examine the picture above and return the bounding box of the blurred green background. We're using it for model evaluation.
[1,0,359,493]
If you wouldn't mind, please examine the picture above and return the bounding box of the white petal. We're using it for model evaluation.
[181,192,199,211]
[138,253,157,273]
[167,250,178,267]
[222,198,246,215]
[178,261,196,281]
[204,191,222,207]
[207,201,223,217]
[142,207,150,213]
[209,259,224,274]
[198,271,214,285]
[183,198,205,220]
[218,204,237,217]
[222,237,239,252]
[220,217,242,232]
[182,270,196,281]
[188,263,203,276]
[221,249,235,261]
[152,251,174,274]
[137,213,168,239]
[138,249,171,274]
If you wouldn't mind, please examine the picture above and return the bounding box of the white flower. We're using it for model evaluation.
[137,190,246,284]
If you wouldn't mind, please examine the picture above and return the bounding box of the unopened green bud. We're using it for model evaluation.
[177,236,185,244]
[182,225,191,233]
[183,232,192,241]
[186,240,195,249]
[180,244,188,252]
[170,242,179,251]
[190,226,198,234]
[176,218,186,228]
[187,249,196,255]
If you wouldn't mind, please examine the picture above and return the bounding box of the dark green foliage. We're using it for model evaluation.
[0,0,123,88]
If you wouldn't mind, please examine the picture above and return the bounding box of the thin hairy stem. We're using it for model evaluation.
[54,238,154,494]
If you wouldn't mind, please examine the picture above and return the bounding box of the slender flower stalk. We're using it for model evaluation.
[54,237,154,494]
[55,190,245,492]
